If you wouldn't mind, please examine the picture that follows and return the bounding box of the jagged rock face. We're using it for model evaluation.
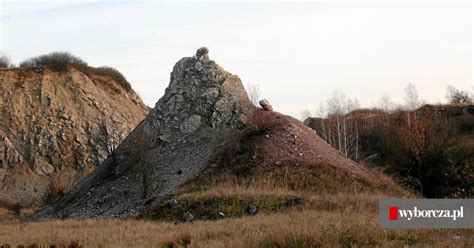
[42,54,256,219]
[0,67,149,206]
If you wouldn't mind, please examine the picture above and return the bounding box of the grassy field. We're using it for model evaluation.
[1,164,472,247]
[1,210,472,247]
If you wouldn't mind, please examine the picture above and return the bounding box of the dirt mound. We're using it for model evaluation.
[249,109,369,177]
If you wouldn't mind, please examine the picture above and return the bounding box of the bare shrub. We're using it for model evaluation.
[19,51,87,71]
[0,54,13,68]
[19,51,132,91]
[446,85,473,105]
[82,66,132,91]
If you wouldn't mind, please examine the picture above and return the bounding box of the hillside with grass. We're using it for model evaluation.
[0,49,472,247]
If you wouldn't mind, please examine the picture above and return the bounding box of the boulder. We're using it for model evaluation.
[259,99,273,111]
[183,211,194,222]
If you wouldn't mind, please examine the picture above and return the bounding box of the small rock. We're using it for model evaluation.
[183,211,194,222]
[196,47,209,60]
[246,203,259,215]
[275,161,282,166]
[265,134,270,138]
[158,134,170,143]
[452,235,461,241]
[165,198,178,208]
[259,99,273,111]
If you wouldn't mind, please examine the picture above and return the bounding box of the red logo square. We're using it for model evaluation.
[389,206,398,220]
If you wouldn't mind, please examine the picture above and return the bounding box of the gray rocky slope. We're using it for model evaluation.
[38,49,256,219]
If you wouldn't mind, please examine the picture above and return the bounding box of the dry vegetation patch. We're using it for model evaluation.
[0,211,472,247]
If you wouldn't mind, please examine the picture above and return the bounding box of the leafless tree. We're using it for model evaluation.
[404,83,423,126]
[446,85,473,105]
[0,53,12,68]
[404,83,422,110]
[246,82,260,106]
[323,90,361,160]
[300,108,312,122]
[378,93,395,112]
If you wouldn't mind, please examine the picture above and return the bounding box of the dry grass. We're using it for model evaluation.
[0,210,472,247]
[1,164,469,247]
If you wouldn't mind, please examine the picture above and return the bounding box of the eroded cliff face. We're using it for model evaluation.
[0,67,149,206]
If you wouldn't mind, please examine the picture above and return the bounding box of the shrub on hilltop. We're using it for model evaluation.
[19,51,87,71]
[82,66,132,91]
[0,54,13,68]
[19,51,131,91]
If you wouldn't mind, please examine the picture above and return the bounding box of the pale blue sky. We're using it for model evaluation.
[1,1,472,117]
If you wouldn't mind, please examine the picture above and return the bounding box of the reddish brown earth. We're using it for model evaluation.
[249,109,369,178]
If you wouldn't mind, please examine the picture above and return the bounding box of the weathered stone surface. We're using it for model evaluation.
[183,211,194,222]
[195,47,209,60]
[0,67,149,206]
[180,115,202,133]
[259,99,273,111]
[38,49,256,219]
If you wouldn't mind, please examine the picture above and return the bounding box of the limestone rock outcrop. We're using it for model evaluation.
[39,49,256,219]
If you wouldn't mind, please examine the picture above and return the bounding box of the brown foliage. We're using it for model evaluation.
[357,110,473,198]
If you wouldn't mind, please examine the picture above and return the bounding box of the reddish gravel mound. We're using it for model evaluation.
[249,109,370,178]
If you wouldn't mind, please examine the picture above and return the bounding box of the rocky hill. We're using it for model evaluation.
[0,66,149,208]
[36,48,393,220]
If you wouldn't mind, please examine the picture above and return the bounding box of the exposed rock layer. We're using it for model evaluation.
[0,67,149,206]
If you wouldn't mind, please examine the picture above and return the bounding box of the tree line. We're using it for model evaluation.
[301,84,473,198]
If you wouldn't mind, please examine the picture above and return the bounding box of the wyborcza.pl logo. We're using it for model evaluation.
[389,206,463,221]
[379,199,474,228]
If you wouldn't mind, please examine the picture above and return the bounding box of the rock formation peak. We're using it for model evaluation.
[39,50,257,219]
[38,50,374,220]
